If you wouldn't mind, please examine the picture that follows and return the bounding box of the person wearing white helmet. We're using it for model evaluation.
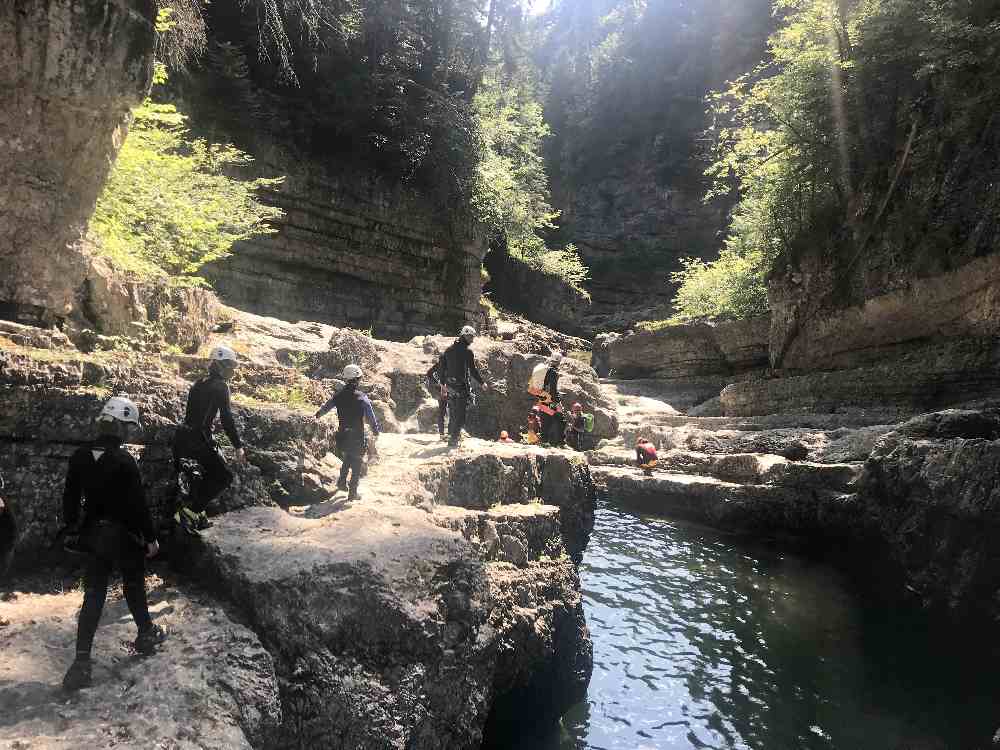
[171,344,245,532]
[314,364,381,501]
[61,396,165,691]
[440,325,490,447]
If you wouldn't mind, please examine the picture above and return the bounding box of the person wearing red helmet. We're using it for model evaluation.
[565,402,587,451]
[635,438,658,475]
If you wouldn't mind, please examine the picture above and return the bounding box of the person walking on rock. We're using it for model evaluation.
[62,397,166,692]
[441,326,489,447]
[426,354,448,441]
[315,364,381,501]
[172,345,245,532]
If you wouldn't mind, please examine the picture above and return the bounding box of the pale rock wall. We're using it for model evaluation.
[0,0,154,324]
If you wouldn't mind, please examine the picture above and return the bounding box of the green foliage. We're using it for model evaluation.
[669,247,769,321]
[693,0,1000,318]
[88,101,284,283]
[472,77,590,292]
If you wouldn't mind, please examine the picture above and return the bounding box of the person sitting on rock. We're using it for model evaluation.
[498,430,515,444]
[565,402,588,452]
[0,473,16,579]
[426,354,448,442]
[635,438,658,476]
[441,326,490,447]
[315,364,381,501]
[172,345,245,532]
[62,397,166,692]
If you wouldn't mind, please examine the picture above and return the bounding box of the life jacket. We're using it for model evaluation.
[583,413,595,433]
[527,362,548,397]
[536,402,557,417]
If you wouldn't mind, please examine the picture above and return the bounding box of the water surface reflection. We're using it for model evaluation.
[537,500,999,750]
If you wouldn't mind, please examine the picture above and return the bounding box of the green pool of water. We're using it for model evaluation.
[535,499,999,750]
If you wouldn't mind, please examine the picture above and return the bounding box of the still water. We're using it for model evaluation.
[545,500,999,750]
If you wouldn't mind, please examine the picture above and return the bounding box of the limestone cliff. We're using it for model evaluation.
[0,0,154,327]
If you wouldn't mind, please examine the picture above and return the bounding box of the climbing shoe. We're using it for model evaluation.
[438,432,447,442]
[347,491,361,502]
[134,624,167,655]
[62,657,92,692]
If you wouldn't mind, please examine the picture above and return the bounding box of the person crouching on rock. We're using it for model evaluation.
[426,354,448,442]
[635,438,658,476]
[315,364,381,501]
[172,345,245,533]
[498,430,514,444]
[441,326,490,447]
[62,397,165,692]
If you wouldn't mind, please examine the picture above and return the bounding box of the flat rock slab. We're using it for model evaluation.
[593,466,860,537]
[0,578,280,749]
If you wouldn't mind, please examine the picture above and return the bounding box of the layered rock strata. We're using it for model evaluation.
[0,0,154,326]
[205,171,485,341]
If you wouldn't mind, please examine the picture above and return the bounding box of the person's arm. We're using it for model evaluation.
[362,397,381,437]
[217,382,243,449]
[62,453,84,528]
[315,395,338,420]
[467,350,485,386]
[426,359,441,385]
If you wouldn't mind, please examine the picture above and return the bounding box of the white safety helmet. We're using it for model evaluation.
[341,364,363,380]
[550,352,564,365]
[460,325,477,338]
[209,345,238,364]
[97,396,140,425]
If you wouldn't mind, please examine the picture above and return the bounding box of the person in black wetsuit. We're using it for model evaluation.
[543,352,563,404]
[61,397,165,692]
[172,345,244,531]
[426,354,448,441]
[441,326,490,447]
[0,472,15,579]
[315,364,381,501]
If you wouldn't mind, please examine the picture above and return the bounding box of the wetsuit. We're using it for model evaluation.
[316,383,381,496]
[544,366,560,403]
[63,436,156,657]
[0,473,15,578]
[426,356,448,437]
[173,373,242,512]
[441,338,485,443]
[566,413,587,452]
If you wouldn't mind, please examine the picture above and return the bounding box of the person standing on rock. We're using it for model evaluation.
[61,397,166,692]
[172,345,245,532]
[544,352,563,404]
[0,473,16,579]
[315,364,381,501]
[441,326,489,447]
[426,354,448,441]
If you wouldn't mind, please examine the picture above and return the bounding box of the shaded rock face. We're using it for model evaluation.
[858,409,1000,623]
[484,250,591,338]
[0,0,154,325]
[0,581,281,748]
[205,170,486,341]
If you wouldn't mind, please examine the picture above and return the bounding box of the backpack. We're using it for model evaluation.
[583,413,595,433]
[527,362,548,396]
